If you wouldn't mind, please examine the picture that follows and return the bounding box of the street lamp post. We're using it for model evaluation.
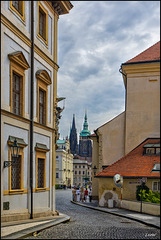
[83,170,89,188]
[4,139,20,168]
[93,165,97,176]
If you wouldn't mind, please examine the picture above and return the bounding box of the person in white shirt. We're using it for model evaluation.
[76,187,80,202]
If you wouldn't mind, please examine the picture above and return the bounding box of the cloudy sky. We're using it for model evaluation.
[57,1,160,139]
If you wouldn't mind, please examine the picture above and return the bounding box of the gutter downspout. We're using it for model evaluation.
[94,129,99,143]
[30,0,34,219]
[119,65,127,156]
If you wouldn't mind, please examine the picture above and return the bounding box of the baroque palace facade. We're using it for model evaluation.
[56,137,74,188]
[1,1,73,222]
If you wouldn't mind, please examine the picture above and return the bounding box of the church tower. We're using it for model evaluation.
[69,114,78,155]
[79,110,92,157]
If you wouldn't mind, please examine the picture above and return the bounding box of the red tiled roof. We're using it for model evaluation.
[89,133,96,137]
[96,138,160,178]
[125,41,160,64]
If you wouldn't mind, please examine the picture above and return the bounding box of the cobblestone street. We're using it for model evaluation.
[26,190,160,239]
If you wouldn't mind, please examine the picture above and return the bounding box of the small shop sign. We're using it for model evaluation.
[128,181,140,184]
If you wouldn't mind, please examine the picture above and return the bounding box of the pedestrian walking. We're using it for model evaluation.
[84,188,88,202]
[72,187,77,201]
[88,188,92,202]
[80,186,84,202]
[76,187,80,202]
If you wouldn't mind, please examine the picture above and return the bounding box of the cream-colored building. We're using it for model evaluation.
[1,1,73,222]
[90,41,160,200]
[73,157,92,187]
[95,138,160,207]
[56,138,74,188]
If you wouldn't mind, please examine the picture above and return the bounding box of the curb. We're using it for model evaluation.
[71,201,160,229]
[1,215,70,239]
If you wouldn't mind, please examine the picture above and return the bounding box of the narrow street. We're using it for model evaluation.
[26,189,160,239]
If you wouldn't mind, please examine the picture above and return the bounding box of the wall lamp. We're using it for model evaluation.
[4,139,20,168]
[93,165,97,175]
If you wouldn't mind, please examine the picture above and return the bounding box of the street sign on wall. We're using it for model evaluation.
[139,177,147,184]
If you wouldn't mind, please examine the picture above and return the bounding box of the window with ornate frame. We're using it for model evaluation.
[8,136,27,194]
[10,1,25,22]
[36,70,51,125]
[37,1,48,45]
[8,52,30,117]
[35,143,49,191]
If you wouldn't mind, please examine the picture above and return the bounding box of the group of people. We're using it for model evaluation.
[72,186,92,202]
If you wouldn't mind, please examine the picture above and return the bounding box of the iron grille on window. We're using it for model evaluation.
[11,156,21,189]
[39,89,45,124]
[13,73,21,115]
[37,158,45,188]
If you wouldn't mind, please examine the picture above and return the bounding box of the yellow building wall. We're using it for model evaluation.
[123,62,160,154]
[98,112,125,166]
[98,177,159,203]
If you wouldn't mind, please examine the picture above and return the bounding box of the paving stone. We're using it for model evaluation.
[26,190,160,239]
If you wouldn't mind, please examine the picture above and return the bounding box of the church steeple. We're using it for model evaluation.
[83,109,88,130]
[69,114,78,155]
[72,114,76,129]
[79,110,92,157]
[80,110,91,137]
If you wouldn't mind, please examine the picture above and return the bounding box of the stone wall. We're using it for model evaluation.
[122,199,160,216]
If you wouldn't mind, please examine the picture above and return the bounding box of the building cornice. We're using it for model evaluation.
[47,1,73,15]
[121,61,160,75]
[122,60,160,66]
[1,14,31,47]
[1,109,56,133]
[35,45,59,71]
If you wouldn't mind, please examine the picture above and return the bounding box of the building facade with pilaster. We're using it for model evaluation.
[1,1,73,222]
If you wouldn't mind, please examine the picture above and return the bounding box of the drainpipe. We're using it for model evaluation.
[94,129,99,143]
[30,0,34,219]
[119,65,127,156]
[119,66,127,110]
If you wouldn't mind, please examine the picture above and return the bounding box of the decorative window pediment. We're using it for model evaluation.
[35,143,50,152]
[7,136,27,148]
[36,70,51,85]
[8,51,30,70]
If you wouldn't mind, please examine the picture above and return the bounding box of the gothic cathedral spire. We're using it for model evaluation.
[69,114,78,155]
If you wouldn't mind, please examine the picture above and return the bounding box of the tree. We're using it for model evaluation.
[136,183,149,201]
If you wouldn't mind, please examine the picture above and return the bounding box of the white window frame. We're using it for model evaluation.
[152,181,160,192]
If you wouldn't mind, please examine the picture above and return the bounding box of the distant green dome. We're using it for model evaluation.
[80,110,91,137]
[80,129,91,137]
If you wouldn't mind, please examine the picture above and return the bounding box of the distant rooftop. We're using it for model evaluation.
[95,138,160,178]
[57,139,66,144]
[123,41,160,65]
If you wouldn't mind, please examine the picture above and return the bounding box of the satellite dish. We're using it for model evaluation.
[113,174,123,188]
